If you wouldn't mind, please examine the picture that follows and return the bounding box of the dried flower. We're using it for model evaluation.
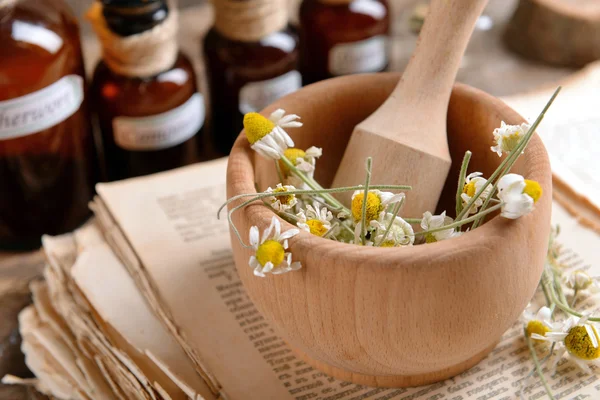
[523,306,555,341]
[420,211,459,243]
[491,121,530,157]
[351,190,405,222]
[563,267,600,293]
[297,204,333,237]
[243,109,301,159]
[280,146,322,176]
[370,212,415,247]
[265,184,297,212]
[248,216,301,277]
[497,174,542,219]
[461,172,492,215]
[533,315,600,374]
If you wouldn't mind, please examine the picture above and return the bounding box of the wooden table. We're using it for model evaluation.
[0,0,579,397]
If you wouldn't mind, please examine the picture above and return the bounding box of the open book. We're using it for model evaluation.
[502,61,600,234]
[3,151,600,399]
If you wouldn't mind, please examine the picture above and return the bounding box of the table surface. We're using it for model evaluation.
[0,0,580,398]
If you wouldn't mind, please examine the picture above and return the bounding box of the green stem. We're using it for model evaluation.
[471,186,498,229]
[218,184,412,218]
[279,155,346,211]
[455,151,472,219]
[376,197,405,247]
[360,158,373,245]
[405,218,422,224]
[416,203,503,236]
[525,328,556,400]
[456,87,561,223]
[274,160,284,183]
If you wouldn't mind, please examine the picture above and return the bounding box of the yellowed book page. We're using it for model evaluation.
[94,156,600,399]
[70,238,215,400]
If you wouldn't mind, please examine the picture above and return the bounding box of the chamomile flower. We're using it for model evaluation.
[351,190,405,222]
[297,204,333,237]
[491,121,530,157]
[248,216,302,277]
[461,172,492,215]
[497,174,542,219]
[265,184,297,212]
[533,314,600,374]
[420,211,460,243]
[523,306,555,341]
[563,266,600,293]
[243,109,302,160]
[280,146,322,176]
[370,212,415,247]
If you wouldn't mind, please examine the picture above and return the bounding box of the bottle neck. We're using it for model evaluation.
[87,1,179,78]
[213,0,288,42]
[102,0,169,36]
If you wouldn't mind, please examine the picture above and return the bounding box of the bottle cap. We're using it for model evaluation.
[100,0,169,36]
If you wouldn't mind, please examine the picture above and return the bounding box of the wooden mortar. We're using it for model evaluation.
[227,73,552,388]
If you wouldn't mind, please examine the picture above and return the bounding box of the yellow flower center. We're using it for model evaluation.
[272,186,294,206]
[526,320,550,340]
[244,113,275,144]
[564,325,600,360]
[463,181,477,197]
[380,240,396,247]
[280,148,306,175]
[425,233,437,243]
[256,240,285,267]
[523,180,542,204]
[502,132,522,152]
[306,219,328,237]
[351,192,382,222]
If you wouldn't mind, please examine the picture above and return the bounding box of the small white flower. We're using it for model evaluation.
[297,204,333,237]
[370,212,415,247]
[491,121,530,157]
[248,216,302,277]
[497,173,543,219]
[523,306,556,340]
[563,266,600,293]
[351,190,405,222]
[532,314,600,374]
[243,109,302,160]
[420,211,460,243]
[265,184,297,212]
[461,172,492,215]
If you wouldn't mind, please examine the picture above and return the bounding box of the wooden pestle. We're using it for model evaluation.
[332,0,490,218]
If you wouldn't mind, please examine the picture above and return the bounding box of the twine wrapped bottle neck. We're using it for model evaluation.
[317,0,355,5]
[86,2,179,78]
[213,0,289,42]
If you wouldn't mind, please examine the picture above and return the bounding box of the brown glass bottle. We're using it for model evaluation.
[0,0,99,250]
[203,4,300,155]
[299,0,390,85]
[90,0,204,181]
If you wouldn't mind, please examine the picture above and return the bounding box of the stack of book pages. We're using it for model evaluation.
[4,63,600,399]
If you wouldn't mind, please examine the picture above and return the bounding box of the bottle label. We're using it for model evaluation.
[113,93,205,151]
[329,36,388,76]
[0,75,84,141]
[239,71,302,114]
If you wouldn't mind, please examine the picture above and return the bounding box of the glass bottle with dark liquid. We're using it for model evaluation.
[0,0,99,250]
[299,0,390,85]
[90,0,204,181]
[203,0,300,155]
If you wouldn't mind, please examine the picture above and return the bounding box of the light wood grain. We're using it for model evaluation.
[227,73,552,387]
[331,0,489,217]
[505,0,600,68]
